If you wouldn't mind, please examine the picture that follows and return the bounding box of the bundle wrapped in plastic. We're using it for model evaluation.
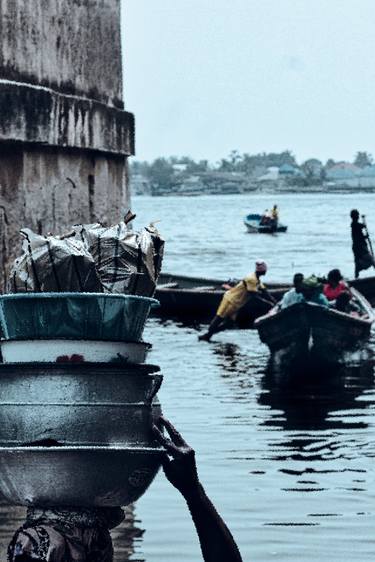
[8,229,102,293]
[74,220,164,296]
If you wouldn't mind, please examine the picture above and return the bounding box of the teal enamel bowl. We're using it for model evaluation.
[0,293,159,342]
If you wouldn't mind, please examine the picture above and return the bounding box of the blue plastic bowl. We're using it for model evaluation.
[0,293,159,342]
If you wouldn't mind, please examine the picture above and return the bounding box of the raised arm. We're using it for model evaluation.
[153,417,243,562]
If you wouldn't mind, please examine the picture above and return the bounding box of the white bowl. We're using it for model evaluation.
[0,339,150,364]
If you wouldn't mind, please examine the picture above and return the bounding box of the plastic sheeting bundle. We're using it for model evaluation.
[9,229,102,293]
[8,219,164,297]
[74,222,164,297]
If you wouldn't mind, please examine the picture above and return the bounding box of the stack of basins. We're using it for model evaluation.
[0,293,164,507]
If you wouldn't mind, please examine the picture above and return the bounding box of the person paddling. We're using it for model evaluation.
[198,260,275,342]
[350,209,375,278]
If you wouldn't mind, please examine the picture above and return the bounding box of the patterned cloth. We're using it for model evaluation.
[8,506,125,562]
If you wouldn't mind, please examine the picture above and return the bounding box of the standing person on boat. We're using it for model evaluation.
[350,209,375,278]
[198,260,274,341]
[279,273,304,309]
[323,269,349,301]
[271,205,278,221]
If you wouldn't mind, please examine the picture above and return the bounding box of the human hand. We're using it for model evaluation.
[153,416,200,499]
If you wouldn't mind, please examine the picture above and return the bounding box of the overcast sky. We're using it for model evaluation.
[121,0,375,165]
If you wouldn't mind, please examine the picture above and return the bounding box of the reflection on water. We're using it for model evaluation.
[260,355,374,432]
[136,318,375,561]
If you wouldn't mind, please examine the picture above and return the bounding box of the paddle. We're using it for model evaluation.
[362,214,375,268]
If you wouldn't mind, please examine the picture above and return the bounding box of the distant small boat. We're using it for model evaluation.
[254,288,374,362]
[244,213,288,233]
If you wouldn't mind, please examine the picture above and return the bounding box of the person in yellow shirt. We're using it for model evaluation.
[198,260,273,341]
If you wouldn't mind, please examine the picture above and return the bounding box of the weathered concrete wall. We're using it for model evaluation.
[0,0,134,292]
[0,81,134,154]
[0,0,123,108]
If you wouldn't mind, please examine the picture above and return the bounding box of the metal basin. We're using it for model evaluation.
[0,339,151,364]
[0,445,164,507]
[0,363,162,446]
[0,293,159,342]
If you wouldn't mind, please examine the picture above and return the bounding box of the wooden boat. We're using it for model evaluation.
[244,213,288,233]
[155,273,375,323]
[254,289,374,361]
[155,273,290,325]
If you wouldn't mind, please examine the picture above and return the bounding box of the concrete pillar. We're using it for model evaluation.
[0,0,134,292]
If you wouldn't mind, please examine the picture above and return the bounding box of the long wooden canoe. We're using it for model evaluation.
[155,273,290,325]
[155,273,375,324]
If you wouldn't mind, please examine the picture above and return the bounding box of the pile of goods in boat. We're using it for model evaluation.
[0,214,165,507]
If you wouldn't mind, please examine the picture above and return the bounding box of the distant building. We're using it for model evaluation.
[172,163,188,173]
[278,164,299,176]
[258,167,279,181]
[326,163,360,180]
[131,174,151,195]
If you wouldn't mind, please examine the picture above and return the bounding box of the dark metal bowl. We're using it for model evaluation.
[0,445,164,506]
[0,363,162,446]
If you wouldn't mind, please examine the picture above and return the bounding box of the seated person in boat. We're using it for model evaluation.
[260,209,272,225]
[279,273,304,309]
[198,260,274,341]
[335,292,362,316]
[323,269,349,301]
[301,275,329,307]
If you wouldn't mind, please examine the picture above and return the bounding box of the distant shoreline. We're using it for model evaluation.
[133,185,375,197]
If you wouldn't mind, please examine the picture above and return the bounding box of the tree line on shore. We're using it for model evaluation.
[130,150,374,193]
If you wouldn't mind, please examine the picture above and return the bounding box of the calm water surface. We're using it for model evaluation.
[132,194,375,562]
[1,194,374,562]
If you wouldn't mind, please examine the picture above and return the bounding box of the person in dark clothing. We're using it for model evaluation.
[7,506,122,562]
[8,418,243,562]
[350,209,375,278]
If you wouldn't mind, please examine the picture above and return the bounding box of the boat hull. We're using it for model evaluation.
[244,213,288,234]
[255,303,310,354]
[155,273,375,321]
[155,273,289,323]
[255,295,374,362]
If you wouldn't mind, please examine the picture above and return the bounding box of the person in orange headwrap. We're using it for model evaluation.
[198,260,274,341]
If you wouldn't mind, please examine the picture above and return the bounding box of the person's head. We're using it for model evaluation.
[273,204,277,210]
[301,275,321,299]
[350,209,359,222]
[335,291,351,312]
[293,273,304,293]
[255,260,267,277]
[327,268,343,287]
